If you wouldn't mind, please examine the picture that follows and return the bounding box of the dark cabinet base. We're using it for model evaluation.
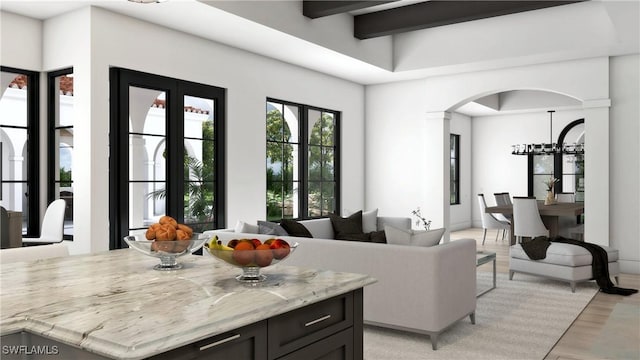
[152,288,364,360]
[0,288,364,360]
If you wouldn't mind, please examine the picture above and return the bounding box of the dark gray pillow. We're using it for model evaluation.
[329,211,363,239]
[257,221,289,236]
[336,232,370,242]
[368,230,387,243]
[279,219,313,238]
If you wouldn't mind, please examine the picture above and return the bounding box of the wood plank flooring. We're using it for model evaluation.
[450,228,640,360]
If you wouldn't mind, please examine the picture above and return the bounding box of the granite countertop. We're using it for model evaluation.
[0,248,375,359]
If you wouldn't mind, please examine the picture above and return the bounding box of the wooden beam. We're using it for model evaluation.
[303,1,398,19]
[354,1,585,39]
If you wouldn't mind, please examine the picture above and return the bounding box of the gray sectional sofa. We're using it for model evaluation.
[206,216,477,350]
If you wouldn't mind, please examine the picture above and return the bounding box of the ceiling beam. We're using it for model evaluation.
[303,1,398,19]
[354,1,585,39]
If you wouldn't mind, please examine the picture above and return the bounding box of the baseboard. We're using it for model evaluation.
[619,260,640,274]
[449,221,472,232]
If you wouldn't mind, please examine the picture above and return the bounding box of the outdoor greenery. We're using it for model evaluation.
[148,119,215,229]
[266,107,336,221]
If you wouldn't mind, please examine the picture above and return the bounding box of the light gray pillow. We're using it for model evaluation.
[257,220,289,236]
[234,220,259,234]
[384,225,445,247]
[410,228,445,247]
[362,208,378,233]
[384,225,411,246]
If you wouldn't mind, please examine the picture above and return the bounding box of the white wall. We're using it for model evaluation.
[2,7,366,254]
[610,54,640,274]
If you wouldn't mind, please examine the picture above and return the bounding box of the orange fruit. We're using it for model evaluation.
[232,241,255,265]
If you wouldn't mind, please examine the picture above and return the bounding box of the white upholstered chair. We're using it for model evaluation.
[512,197,548,243]
[477,194,510,245]
[22,199,66,245]
[0,243,69,264]
[493,192,513,222]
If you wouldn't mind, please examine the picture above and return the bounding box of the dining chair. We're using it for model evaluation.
[22,199,66,245]
[493,192,513,221]
[0,243,69,264]
[512,196,548,243]
[477,194,510,245]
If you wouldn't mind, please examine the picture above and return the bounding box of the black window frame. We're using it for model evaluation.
[47,67,74,240]
[450,133,460,205]
[266,98,341,220]
[0,66,40,236]
[109,68,226,249]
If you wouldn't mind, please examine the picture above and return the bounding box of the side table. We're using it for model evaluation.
[476,251,496,297]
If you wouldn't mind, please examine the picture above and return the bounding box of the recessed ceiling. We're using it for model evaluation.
[303,0,586,39]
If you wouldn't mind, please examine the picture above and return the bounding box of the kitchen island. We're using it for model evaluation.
[0,248,375,359]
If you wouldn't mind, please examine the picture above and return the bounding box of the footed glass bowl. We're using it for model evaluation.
[124,233,207,271]
[205,239,298,282]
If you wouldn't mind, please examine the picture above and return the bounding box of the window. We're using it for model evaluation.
[266,99,340,220]
[450,134,460,205]
[527,119,584,201]
[1,66,40,236]
[48,68,74,240]
[109,68,226,249]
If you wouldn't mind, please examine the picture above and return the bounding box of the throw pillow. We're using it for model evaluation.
[384,225,412,246]
[368,230,387,243]
[410,228,445,247]
[362,208,378,233]
[384,226,444,247]
[279,219,313,238]
[234,220,259,234]
[329,211,363,239]
[336,232,370,242]
[257,220,289,236]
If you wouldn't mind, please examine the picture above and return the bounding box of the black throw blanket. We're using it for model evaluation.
[522,236,638,296]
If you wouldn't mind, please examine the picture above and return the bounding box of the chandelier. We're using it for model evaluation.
[511,110,584,156]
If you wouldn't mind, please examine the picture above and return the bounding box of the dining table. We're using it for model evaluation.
[484,201,584,245]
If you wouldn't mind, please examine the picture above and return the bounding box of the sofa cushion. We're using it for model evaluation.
[234,220,259,234]
[298,218,334,239]
[257,221,288,236]
[279,219,313,238]
[384,225,444,247]
[362,209,378,233]
[329,211,363,238]
[510,243,619,266]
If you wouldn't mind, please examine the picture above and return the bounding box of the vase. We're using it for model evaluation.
[544,191,556,205]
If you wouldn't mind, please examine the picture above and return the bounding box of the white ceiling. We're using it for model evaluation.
[1,0,637,116]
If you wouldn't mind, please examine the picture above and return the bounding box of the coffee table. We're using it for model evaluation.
[476,251,496,297]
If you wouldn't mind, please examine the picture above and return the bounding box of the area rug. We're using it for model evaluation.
[363,272,599,360]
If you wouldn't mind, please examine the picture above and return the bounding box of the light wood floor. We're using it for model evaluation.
[450,228,640,360]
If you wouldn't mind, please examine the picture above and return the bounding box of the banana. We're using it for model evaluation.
[206,235,219,249]
[209,238,235,264]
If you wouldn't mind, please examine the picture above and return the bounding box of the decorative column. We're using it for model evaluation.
[425,111,451,242]
[582,99,611,247]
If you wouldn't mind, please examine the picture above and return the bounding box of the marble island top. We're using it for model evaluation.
[0,248,376,359]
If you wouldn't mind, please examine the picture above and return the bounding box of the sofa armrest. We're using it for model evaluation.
[285,237,477,333]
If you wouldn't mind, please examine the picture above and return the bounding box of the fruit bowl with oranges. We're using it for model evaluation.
[124,216,207,271]
[205,236,298,282]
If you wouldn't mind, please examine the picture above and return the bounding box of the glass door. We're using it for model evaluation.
[110,69,225,249]
[1,67,39,236]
